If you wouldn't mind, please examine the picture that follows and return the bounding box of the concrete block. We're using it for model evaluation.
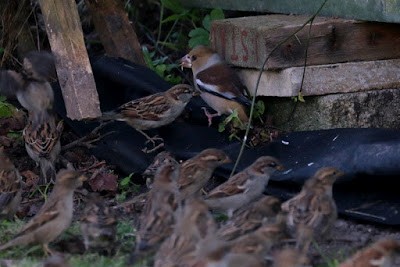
[238,58,400,97]
[267,88,400,131]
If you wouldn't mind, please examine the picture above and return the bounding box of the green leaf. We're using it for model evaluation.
[210,8,225,20]
[202,14,211,31]
[188,27,209,37]
[155,64,167,77]
[120,173,133,188]
[218,122,226,132]
[189,35,210,48]
[162,12,188,23]
[298,92,305,102]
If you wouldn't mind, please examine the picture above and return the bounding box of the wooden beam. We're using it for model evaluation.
[180,0,400,24]
[84,0,145,65]
[210,15,400,69]
[38,0,101,120]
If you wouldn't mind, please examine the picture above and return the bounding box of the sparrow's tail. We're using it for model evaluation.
[39,158,56,184]
[0,234,33,252]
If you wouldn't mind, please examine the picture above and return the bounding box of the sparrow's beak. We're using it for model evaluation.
[79,174,88,183]
[180,54,192,69]
[223,157,232,164]
[276,165,285,171]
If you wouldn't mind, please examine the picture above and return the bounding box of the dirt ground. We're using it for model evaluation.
[1,113,400,266]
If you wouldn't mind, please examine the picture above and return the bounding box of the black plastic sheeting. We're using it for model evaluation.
[53,56,400,226]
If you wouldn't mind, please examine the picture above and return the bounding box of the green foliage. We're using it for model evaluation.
[117,173,141,202]
[142,46,182,84]
[292,91,305,102]
[252,100,265,122]
[188,8,225,48]
[0,95,15,118]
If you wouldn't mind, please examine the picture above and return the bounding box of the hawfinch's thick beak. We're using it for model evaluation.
[180,54,192,69]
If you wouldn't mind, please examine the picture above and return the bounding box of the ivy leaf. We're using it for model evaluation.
[210,8,225,20]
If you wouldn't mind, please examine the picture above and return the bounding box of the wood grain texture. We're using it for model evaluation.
[210,15,400,69]
[84,0,145,65]
[38,0,101,120]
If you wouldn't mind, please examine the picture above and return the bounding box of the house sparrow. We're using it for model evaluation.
[0,169,87,255]
[42,253,71,267]
[339,238,400,267]
[23,113,64,184]
[132,159,181,261]
[80,193,117,255]
[102,84,196,152]
[217,195,282,241]
[22,51,56,82]
[281,167,344,253]
[154,197,217,267]
[143,151,175,188]
[181,45,250,126]
[0,147,23,220]
[228,213,288,257]
[0,51,55,126]
[178,148,231,200]
[205,156,284,216]
[273,248,310,267]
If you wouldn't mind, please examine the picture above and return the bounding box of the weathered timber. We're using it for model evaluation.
[38,0,101,120]
[181,0,400,24]
[84,0,145,65]
[210,15,400,70]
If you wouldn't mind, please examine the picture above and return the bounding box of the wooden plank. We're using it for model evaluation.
[180,0,400,24]
[210,15,400,69]
[38,0,101,120]
[84,0,145,65]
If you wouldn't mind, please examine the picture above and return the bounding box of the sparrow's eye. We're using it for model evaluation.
[191,55,197,61]
[268,162,277,167]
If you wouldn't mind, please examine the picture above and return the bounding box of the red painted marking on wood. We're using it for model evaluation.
[230,26,239,61]
[241,30,249,62]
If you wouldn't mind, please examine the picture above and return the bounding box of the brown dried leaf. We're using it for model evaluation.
[88,171,118,192]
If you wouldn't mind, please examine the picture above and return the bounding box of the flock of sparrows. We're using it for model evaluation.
[0,46,399,266]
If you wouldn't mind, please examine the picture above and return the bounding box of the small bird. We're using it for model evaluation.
[154,197,217,267]
[22,51,56,82]
[0,169,86,255]
[0,51,55,125]
[217,195,282,241]
[181,45,250,126]
[42,253,71,267]
[80,193,117,255]
[272,248,310,267]
[101,84,196,153]
[143,151,175,188]
[205,156,284,216]
[178,148,231,199]
[228,213,288,257]
[339,238,400,267]
[0,147,23,220]
[132,159,181,261]
[23,113,64,184]
[281,167,344,253]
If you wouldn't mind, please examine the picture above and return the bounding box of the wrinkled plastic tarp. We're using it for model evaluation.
[54,56,400,226]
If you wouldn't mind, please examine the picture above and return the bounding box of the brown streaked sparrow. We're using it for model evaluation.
[154,197,217,267]
[101,84,196,153]
[23,113,64,184]
[339,238,400,267]
[205,156,284,216]
[0,147,23,220]
[143,151,175,188]
[132,159,181,261]
[181,45,250,126]
[281,167,344,253]
[0,169,87,255]
[273,247,310,267]
[22,51,56,82]
[178,148,231,200]
[217,195,282,241]
[80,193,117,255]
[228,213,288,257]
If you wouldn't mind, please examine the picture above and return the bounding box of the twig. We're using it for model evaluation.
[229,0,329,177]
